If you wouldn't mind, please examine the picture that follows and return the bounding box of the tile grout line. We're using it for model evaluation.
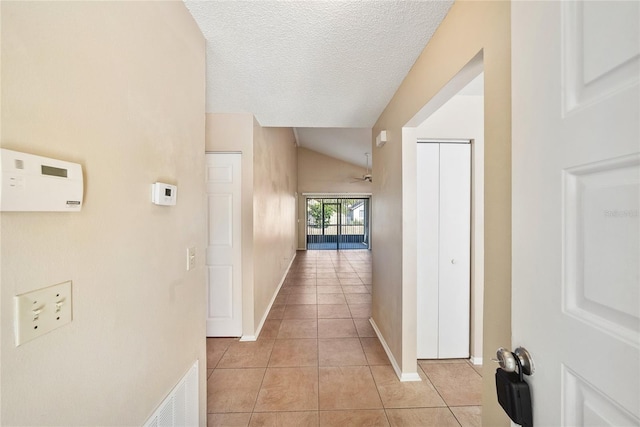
[316,258,321,425]
[314,258,321,421]
[366,355,393,426]
[418,362,451,409]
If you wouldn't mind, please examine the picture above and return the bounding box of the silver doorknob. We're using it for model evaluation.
[493,347,535,376]
[495,347,517,372]
[514,347,535,375]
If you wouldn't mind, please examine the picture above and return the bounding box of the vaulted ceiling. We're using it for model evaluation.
[184,1,454,167]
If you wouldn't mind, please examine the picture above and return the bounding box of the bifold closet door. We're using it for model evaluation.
[416,143,471,359]
[416,143,441,359]
[438,143,471,358]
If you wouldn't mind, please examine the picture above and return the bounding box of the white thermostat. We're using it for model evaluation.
[151,182,177,206]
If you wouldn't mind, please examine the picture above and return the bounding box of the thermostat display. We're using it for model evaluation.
[151,182,177,206]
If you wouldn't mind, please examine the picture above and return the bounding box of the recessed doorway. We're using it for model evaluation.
[306,197,370,250]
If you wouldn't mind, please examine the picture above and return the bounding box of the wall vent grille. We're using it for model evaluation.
[144,361,198,427]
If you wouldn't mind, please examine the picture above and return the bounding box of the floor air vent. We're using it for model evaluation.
[144,361,198,427]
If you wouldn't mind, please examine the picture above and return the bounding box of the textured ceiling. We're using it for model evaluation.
[184,0,454,166]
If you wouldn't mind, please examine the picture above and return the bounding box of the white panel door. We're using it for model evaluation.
[416,142,471,359]
[512,1,639,425]
[206,153,242,337]
[438,143,471,358]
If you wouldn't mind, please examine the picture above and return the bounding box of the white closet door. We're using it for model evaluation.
[416,143,441,358]
[438,143,471,358]
[416,142,471,359]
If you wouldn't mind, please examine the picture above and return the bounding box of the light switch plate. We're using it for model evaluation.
[14,281,72,346]
[187,247,196,271]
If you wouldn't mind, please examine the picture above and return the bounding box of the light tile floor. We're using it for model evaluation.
[207,250,482,427]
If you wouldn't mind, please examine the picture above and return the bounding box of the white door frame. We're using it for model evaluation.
[416,140,472,359]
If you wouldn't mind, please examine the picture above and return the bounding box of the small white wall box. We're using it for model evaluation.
[0,149,84,212]
[376,130,388,147]
[151,182,177,206]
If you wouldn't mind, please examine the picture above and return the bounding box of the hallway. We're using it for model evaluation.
[207,250,482,426]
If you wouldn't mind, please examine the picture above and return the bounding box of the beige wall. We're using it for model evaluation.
[372,2,511,426]
[205,114,297,338]
[252,125,297,331]
[296,147,371,249]
[1,2,207,425]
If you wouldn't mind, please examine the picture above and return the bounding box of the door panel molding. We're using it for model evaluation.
[206,153,242,337]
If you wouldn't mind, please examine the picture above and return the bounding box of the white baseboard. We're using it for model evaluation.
[470,356,483,365]
[400,371,422,382]
[245,252,297,341]
[369,318,421,382]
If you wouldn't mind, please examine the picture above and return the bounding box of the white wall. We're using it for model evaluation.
[1,2,207,424]
[415,87,485,363]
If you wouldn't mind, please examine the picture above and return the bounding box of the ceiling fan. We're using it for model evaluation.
[352,153,372,183]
